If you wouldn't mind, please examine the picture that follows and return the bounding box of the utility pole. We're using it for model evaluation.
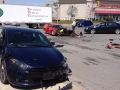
[53,1,59,24]
[90,1,94,22]
[56,0,59,24]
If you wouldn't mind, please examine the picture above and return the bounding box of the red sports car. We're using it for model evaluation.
[43,24,71,36]
[43,23,52,32]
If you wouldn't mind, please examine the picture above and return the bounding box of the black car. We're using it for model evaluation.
[0,26,71,87]
[84,22,120,34]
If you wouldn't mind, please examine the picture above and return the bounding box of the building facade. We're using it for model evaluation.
[46,0,120,20]
[94,0,120,20]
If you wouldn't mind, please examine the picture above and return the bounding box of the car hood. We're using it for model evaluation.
[8,47,64,68]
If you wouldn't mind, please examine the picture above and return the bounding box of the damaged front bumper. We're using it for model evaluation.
[7,66,72,87]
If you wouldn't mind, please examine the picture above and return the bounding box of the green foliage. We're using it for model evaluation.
[52,19,60,22]
[52,19,107,25]
[105,17,114,21]
[52,20,72,24]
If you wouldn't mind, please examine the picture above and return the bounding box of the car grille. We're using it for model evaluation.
[29,67,63,79]
[29,67,63,73]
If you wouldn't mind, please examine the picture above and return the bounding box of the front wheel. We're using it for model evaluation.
[32,24,38,29]
[115,29,120,34]
[0,61,8,84]
[90,29,96,34]
[51,30,56,36]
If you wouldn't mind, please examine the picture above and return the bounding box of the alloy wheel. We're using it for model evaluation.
[52,31,56,36]
[32,24,38,29]
[91,29,96,34]
[115,29,120,34]
[0,64,5,82]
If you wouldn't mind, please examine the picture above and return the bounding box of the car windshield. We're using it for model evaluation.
[7,30,51,47]
[97,22,105,26]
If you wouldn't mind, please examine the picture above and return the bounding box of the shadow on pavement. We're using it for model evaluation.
[55,45,64,48]
[84,32,117,34]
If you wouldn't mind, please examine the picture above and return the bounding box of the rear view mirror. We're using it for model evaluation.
[51,42,55,46]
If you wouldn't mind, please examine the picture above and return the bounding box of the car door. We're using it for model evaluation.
[87,21,91,26]
[46,24,51,33]
[106,22,117,33]
[97,22,107,33]
[87,21,90,26]
[48,25,53,34]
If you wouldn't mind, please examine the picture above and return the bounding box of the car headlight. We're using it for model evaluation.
[61,57,68,68]
[10,58,30,70]
[85,27,88,30]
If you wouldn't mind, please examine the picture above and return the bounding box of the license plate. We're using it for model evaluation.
[43,72,55,80]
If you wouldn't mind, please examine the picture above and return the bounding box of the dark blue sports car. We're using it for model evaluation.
[0,26,71,87]
[84,22,120,34]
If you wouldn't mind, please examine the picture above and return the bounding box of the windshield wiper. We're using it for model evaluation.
[8,44,26,47]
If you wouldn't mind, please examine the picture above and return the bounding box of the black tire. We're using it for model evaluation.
[115,29,120,34]
[32,24,38,29]
[28,24,32,28]
[90,29,96,34]
[0,61,8,84]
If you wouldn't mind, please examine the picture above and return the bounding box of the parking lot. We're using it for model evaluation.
[0,25,120,90]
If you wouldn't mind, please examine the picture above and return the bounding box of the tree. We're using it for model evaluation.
[67,5,78,20]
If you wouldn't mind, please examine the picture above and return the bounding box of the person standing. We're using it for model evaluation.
[70,20,76,37]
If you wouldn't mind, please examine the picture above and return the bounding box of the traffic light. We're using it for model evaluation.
[45,3,49,7]
[97,1,100,6]
[2,0,5,4]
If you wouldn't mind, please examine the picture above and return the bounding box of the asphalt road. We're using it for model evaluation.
[0,25,120,90]
[41,26,120,90]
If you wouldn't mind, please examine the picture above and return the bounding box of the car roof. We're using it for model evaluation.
[2,26,41,33]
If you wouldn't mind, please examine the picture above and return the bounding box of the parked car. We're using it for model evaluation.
[75,20,83,26]
[84,22,120,34]
[11,23,21,26]
[115,20,120,24]
[4,23,11,25]
[44,24,69,36]
[0,26,71,87]
[77,20,93,27]
[43,23,52,33]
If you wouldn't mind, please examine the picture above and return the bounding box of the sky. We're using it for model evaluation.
[0,0,56,6]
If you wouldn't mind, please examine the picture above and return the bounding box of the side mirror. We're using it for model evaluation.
[51,42,55,46]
